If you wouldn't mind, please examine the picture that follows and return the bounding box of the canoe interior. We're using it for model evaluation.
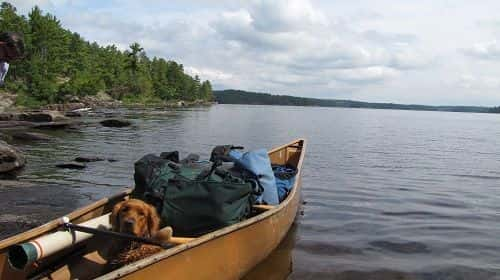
[0,139,305,280]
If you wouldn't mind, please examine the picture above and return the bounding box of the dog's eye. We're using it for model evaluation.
[138,212,145,217]
[121,206,129,212]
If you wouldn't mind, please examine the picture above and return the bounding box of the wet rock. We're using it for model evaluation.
[33,121,73,129]
[0,181,87,239]
[12,132,50,141]
[18,111,68,123]
[0,141,26,174]
[65,111,82,117]
[0,113,15,121]
[74,156,104,163]
[0,121,34,129]
[55,162,87,169]
[100,119,132,127]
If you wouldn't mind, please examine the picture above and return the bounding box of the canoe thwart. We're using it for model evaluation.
[252,205,275,211]
[169,237,195,245]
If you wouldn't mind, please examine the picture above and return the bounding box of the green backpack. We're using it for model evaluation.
[132,153,260,237]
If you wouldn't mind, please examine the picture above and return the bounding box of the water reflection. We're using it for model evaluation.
[2,105,500,279]
[244,223,297,280]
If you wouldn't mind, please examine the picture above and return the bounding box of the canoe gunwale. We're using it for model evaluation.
[97,138,306,280]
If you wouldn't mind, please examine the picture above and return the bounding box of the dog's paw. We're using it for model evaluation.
[155,226,173,242]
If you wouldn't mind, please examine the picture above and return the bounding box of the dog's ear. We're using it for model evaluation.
[110,201,125,232]
[146,204,160,237]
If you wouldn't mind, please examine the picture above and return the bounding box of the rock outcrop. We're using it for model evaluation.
[0,141,26,175]
[18,111,68,122]
[0,111,68,122]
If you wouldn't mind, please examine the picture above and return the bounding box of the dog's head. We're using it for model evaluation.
[110,199,160,238]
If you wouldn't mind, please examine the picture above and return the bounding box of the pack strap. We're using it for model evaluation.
[210,145,244,163]
[196,160,221,180]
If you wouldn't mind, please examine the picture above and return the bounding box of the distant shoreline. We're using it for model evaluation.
[214,89,500,114]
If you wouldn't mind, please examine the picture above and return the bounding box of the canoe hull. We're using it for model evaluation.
[119,173,300,280]
[0,139,306,280]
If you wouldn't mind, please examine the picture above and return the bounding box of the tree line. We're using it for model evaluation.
[0,2,213,107]
[214,90,497,113]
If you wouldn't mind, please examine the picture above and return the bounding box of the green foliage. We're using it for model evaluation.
[489,106,500,113]
[214,90,493,113]
[0,2,213,106]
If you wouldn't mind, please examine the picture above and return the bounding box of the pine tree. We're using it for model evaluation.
[0,3,213,106]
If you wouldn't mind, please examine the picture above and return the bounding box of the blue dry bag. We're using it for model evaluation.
[229,149,279,205]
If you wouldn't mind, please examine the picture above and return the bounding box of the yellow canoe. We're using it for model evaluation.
[0,139,306,280]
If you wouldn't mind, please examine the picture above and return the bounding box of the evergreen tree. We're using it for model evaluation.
[0,2,213,106]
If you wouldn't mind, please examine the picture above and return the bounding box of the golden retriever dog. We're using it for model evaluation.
[108,199,172,267]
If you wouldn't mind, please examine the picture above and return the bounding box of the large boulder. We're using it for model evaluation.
[100,119,132,128]
[0,141,26,175]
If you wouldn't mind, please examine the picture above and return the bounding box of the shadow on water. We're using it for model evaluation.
[243,222,298,280]
[288,267,500,280]
[3,106,500,279]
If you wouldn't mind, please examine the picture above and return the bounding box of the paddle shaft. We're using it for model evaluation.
[62,223,170,249]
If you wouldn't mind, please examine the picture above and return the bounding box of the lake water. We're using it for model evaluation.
[4,104,500,279]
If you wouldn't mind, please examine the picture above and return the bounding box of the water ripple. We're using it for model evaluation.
[7,106,500,279]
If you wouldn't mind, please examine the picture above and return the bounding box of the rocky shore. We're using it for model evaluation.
[0,93,214,239]
[1,90,213,113]
[0,180,90,239]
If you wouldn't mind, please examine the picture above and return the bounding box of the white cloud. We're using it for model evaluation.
[185,66,233,81]
[11,0,500,105]
[463,40,500,60]
[248,0,327,33]
[330,66,399,83]
[9,0,75,13]
[456,74,500,89]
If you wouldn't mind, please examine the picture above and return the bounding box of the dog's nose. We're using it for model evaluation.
[123,219,135,228]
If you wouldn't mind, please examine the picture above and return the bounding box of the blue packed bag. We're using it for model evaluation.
[275,177,295,201]
[229,149,280,205]
[272,165,298,201]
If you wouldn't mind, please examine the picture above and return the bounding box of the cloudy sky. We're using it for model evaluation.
[9,0,500,106]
